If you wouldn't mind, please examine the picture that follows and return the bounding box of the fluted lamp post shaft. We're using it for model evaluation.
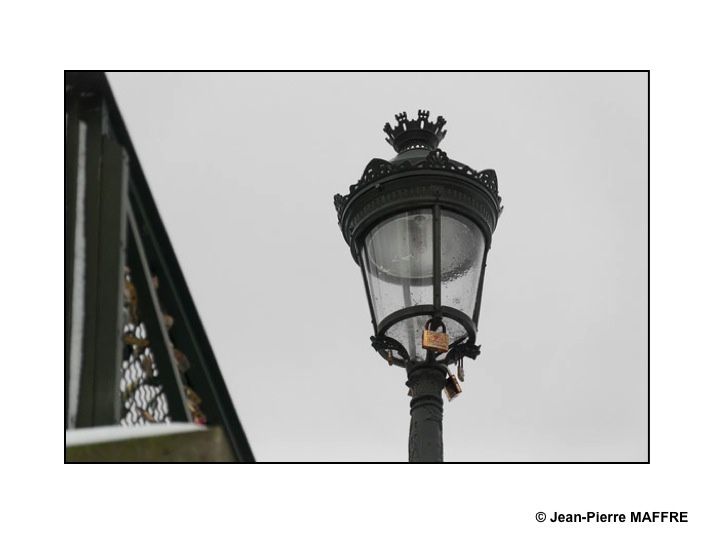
[407,364,447,462]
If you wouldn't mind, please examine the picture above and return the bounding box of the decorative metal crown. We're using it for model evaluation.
[383,110,447,153]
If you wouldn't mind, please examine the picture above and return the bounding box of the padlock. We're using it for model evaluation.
[422,320,449,353]
[457,357,465,382]
[444,374,462,401]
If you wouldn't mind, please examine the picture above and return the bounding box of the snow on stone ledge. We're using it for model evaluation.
[66,423,205,447]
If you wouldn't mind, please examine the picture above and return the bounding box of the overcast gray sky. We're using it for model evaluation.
[108,72,648,462]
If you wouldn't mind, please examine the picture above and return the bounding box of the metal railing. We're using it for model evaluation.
[65,72,254,462]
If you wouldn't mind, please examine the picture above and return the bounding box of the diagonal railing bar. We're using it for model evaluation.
[126,206,193,423]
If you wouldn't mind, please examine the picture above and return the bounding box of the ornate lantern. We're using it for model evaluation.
[333,110,502,461]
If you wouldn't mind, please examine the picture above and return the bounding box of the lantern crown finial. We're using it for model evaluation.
[383,110,447,153]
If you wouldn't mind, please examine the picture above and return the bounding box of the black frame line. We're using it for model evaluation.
[65,69,649,464]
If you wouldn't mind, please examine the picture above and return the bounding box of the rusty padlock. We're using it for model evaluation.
[445,373,462,401]
[422,320,449,353]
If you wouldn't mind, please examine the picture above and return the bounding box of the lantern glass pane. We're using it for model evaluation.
[361,209,434,323]
[384,316,427,361]
[440,210,486,320]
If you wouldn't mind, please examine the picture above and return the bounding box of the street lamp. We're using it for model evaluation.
[333,110,502,462]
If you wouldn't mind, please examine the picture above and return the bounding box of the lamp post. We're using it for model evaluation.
[333,111,502,462]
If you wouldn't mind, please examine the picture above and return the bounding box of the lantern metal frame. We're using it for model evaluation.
[334,112,502,369]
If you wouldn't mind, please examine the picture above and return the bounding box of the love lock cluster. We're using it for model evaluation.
[420,318,482,401]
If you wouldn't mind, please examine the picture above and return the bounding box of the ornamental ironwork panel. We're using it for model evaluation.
[120,266,172,425]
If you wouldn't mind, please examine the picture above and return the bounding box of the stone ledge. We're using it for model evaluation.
[66,426,237,462]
